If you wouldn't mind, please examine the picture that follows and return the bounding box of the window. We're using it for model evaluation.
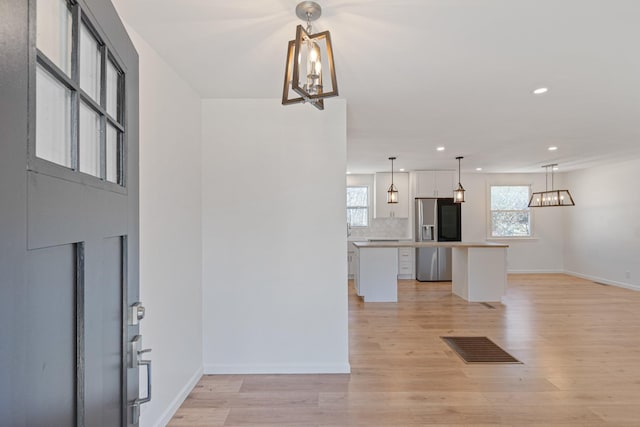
[346,186,369,227]
[34,0,125,187]
[490,185,531,237]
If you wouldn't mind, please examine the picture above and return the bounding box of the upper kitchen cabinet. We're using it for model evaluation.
[374,172,409,218]
[413,171,455,198]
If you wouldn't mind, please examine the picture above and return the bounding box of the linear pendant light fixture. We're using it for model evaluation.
[454,156,465,203]
[387,157,398,204]
[282,1,338,111]
[528,164,575,207]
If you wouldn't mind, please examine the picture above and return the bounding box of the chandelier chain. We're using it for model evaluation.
[306,12,312,33]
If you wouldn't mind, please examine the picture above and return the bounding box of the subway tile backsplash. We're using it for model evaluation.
[350,217,410,239]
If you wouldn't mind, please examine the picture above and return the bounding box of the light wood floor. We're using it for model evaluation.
[169,274,640,426]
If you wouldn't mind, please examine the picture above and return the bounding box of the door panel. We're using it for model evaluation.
[0,0,140,425]
[85,237,124,427]
[437,199,461,242]
[27,172,126,250]
[416,247,438,281]
[26,243,78,427]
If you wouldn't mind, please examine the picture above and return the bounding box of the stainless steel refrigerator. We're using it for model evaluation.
[415,198,462,281]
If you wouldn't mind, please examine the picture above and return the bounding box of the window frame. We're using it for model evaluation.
[487,184,535,239]
[28,0,127,194]
[346,185,370,228]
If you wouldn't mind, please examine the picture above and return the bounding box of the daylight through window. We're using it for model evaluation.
[490,185,531,237]
[347,186,369,227]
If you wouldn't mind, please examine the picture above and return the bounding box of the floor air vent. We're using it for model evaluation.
[441,336,522,364]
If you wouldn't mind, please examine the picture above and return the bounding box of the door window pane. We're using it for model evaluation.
[106,59,121,120]
[80,23,101,102]
[36,64,72,168]
[33,4,126,188]
[106,124,119,183]
[36,0,72,75]
[79,102,101,177]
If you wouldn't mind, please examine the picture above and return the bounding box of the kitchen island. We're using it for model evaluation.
[352,241,508,303]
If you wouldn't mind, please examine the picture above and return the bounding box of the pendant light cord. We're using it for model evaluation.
[455,156,463,186]
[545,166,549,192]
[542,164,557,191]
[388,156,397,187]
[391,158,394,186]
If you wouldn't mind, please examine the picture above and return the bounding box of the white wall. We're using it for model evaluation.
[201,99,350,374]
[563,158,640,290]
[462,172,565,273]
[126,28,204,427]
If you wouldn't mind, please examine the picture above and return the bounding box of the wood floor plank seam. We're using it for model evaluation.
[169,274,640,426]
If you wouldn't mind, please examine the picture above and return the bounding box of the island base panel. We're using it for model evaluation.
[357,247,398,302]
[453,247,506,302]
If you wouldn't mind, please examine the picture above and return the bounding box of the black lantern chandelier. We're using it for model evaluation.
[387,157,398,204]
[453,156,465,203]
[528,164,575,207]
[282,1,338,111]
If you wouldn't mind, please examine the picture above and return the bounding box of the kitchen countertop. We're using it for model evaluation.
[348,237,412,242]
[352,241,508,248]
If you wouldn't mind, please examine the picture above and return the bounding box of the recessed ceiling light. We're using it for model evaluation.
[436,146,445,151]
[533,87,548,95]
[346,171,351,175]
[476,167,483,171]
[548,146,558,151]
[553,166,559,171]
[399,168,405,172]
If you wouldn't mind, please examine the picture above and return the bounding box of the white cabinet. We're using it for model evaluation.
[353,247,361,295]
[348,242,356,279]
[374,172,409,218]
[398,247,414,279]
[413,171,455,198]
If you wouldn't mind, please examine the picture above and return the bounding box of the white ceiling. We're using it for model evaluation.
[112,0,640,174]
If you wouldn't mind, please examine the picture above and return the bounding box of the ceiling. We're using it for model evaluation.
[112,0,640,174]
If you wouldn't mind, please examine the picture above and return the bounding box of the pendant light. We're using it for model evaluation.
[282,1,338,111]
[387,157,398,204]
[453,156,465,203]
[528,164,575,207]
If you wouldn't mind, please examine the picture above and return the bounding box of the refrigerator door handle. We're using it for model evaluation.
[417,202,424,241]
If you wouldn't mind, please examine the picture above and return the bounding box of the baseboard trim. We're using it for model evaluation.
[152,366,203,427]
[564,270,640,292]
[507,269,564,274]
[203,362,351,375]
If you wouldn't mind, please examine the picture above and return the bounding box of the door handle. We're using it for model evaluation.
[130,343,152,424]
[137,358,152,404]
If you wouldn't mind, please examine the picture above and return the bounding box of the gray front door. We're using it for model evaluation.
[0,0,141,425]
